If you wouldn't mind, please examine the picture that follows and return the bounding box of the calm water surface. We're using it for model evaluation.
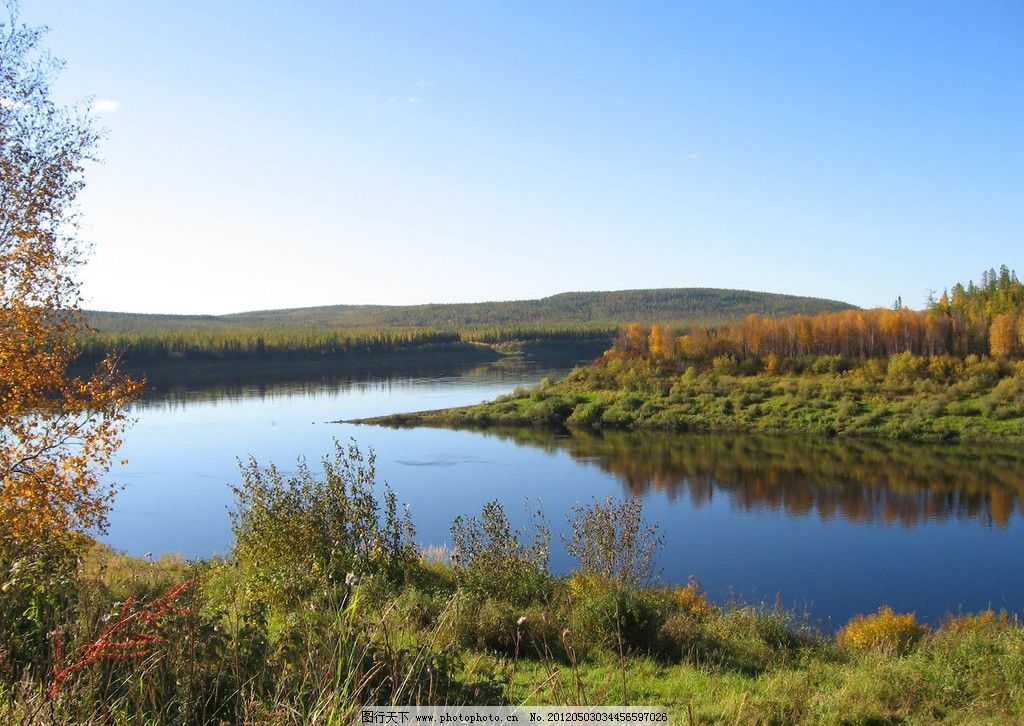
[104,360,1024,629]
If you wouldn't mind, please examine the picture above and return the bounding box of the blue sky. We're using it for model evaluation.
[22,1,1024,314]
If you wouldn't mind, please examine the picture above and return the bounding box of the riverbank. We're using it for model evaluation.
[5,539,1022,725]
[352,354,1024,443]
[4,437,1022,723]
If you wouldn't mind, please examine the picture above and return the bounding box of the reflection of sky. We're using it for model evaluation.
[105,366,563,559]
[104,369,1024,630]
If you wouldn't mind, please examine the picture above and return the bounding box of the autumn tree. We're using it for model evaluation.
[989,312,1019,360]
[676,325,711,359]
[647,324,674,360]
[619,322,649,356]
[1,10,140,544]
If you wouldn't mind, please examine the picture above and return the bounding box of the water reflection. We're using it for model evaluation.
[133,357,568,412]
[103,366,1024,625]
[481,429,1024,529]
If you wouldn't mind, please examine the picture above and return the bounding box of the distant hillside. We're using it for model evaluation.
[88,288,855,334]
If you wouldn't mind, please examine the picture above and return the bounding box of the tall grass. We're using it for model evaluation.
[3,444,1023,724]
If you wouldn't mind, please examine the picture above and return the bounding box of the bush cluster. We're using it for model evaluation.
[418,352,1024,444]
[837,606,928,655]
[5,445,1024,724]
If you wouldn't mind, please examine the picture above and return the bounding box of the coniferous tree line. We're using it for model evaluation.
[74,328,464,364]
[86,287,851,336]
[213,288,853,329]
[74,326,620,365]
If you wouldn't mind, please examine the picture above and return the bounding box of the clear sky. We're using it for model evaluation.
[21,1,1024,314]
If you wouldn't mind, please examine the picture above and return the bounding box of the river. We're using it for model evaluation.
[102,358,1024,629]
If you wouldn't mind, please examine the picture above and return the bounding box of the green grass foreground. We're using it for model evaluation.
[3,541,1022,725]
[356,353,1024,443]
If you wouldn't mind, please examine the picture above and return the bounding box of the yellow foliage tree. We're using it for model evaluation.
[989,312,1019,359]
[1,14,140,543]
[647,324,674,360]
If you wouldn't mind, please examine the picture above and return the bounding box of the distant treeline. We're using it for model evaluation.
[615,266,1024,365]
[83,288,852,337]
[79,287,853,366]
[214,287,854,329]
[74,326,617,364]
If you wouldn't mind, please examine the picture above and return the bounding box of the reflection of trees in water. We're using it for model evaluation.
[489,429,1024,529]
[131,362,569,411]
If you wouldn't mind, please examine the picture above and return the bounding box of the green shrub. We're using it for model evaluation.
[568,577,664,655]
[810,355,850,374]
[834,397,861,420]
[711,354,738,375]
[927,355,965,382]
[230,441,417,605]
[451,596,564,660]
[988,375,1024,404]
[388,587,451,631]
[563,496,663,587]
[453,596,519,653]
[566,401,606,428]
[667,379,693,404]
[886,352,927,385]
[953,355,1003,394]
[850,358,886,384]
[0,534,86,680]
[450,501,550,605]
[737,356,763,375]
[526,400,558,425]
[599,399,642,428]
[409,556,458,594]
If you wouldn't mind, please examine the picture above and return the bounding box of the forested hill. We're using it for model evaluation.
[87,288,854,333]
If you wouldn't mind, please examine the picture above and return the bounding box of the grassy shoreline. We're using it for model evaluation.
[351,354,1024,444]
[5,539,1021,725]
[4,439,1023,723]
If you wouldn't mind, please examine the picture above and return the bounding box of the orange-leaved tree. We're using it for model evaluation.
[1,9,141,545]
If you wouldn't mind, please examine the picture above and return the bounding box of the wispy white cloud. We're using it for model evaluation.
[379,87,429,109]
[92,99,121,113]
